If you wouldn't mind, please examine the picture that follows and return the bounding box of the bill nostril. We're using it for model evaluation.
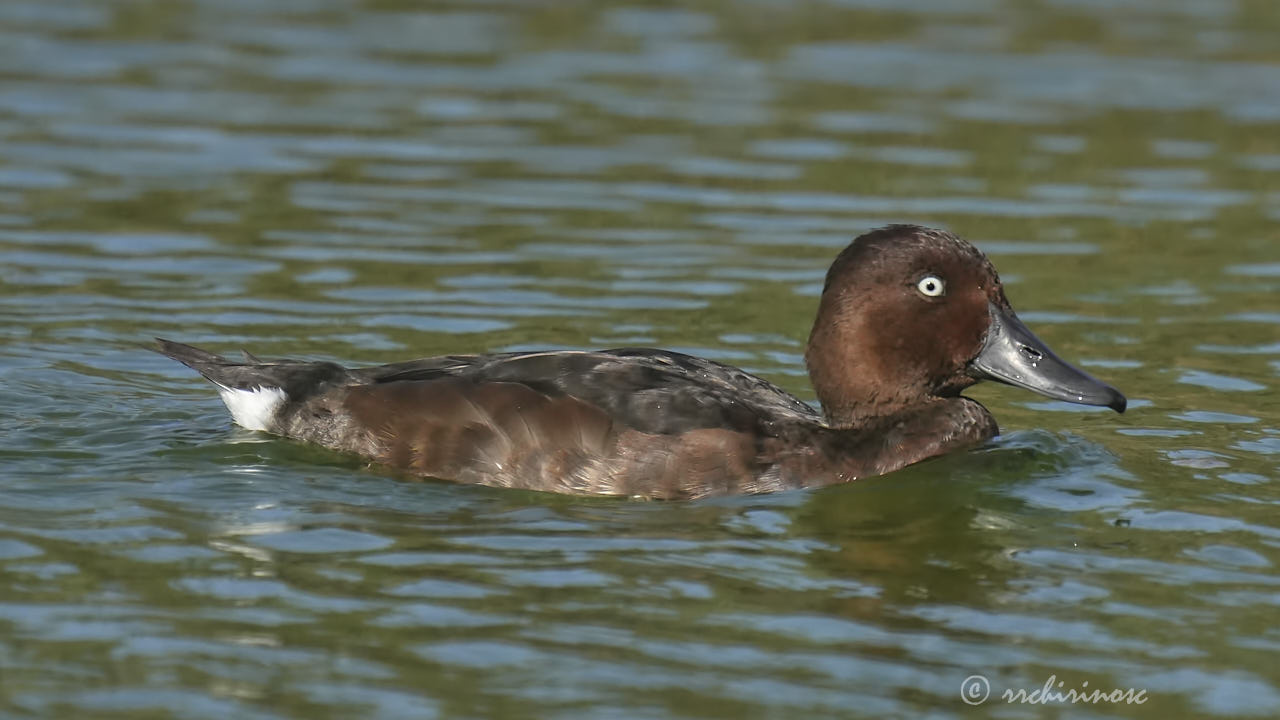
[1018,344,1043,363]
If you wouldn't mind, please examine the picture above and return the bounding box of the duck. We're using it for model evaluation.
[158,224,1125,499]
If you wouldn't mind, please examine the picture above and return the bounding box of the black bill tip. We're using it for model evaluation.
[1107,390,1127,414]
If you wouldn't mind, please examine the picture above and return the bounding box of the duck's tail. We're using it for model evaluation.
[155,338,348,432]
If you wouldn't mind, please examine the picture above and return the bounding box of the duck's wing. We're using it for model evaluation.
[358,347,821,435]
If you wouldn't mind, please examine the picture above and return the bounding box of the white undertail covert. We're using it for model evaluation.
[215,385,287,432]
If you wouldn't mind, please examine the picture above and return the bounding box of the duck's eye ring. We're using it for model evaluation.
[916,275,946,298]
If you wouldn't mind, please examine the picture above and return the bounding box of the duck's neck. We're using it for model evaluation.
[805,304,922,428]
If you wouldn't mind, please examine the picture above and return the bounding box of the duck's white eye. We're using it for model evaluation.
[916,275,946,298]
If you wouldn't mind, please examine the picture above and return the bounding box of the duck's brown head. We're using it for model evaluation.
[805,224,1125,427]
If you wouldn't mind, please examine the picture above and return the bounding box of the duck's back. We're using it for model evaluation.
[160,341,824,498]
[356,348,821,433]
